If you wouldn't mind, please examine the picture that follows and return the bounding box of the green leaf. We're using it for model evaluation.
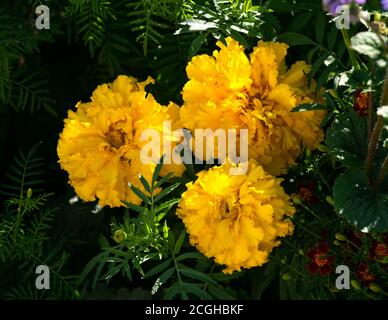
[333,170,388,233]
[143,258,172,279]
[163,282,180,300]
[208,285,236,300]
[327,26,337,51]
[315,14,326,44]
[351,32,387,59]
[128,183,150,204]
[325,110,368,168]
[288,12,313,33]
[189,32,207,59]
[155,198,179,214]
[179,266,217,285]
[154,172,174,189]
[121,200,145,214]
[152,155,165,187]
[291,103,327,112]
[176,252,204,262]
[173,230,186,255]
[139,174,151,194]
[228,29,250,48]
[152,267,175,295]
[153,183,180,203]
[180,283,212,299]
[277,32,316,46]
[77,251,109,286]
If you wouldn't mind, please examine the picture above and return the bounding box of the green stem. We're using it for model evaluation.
[380,67,388,107]
[341,29,360,70]
[368,91,374,139]
[365,116,384,179]
[172,251,183,285]
[301,202,323,222]
[373,155,388,191]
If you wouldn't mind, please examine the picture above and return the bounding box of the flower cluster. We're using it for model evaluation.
[58,38,326,273]
[177,160,295,273]
[57,75,184,207]
[180,37,325,175]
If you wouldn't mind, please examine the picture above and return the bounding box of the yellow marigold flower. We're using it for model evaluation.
[176,160,295,273]
[57,75,184,208]
[181,37,325,175]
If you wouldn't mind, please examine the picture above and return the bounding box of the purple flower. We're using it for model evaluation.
[382,0,388,11]
[323,0,367,15]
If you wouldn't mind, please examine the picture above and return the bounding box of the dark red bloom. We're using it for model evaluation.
[370,240,388,261]
[297,181,319,204]
[307,243,335,275]
[356,263,375,285]
[353,90,369,117]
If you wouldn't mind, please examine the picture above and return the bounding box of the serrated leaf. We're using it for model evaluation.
[143,258,172,279]
[152,155,165,187]
[180,283,212,299]
[333,170,388,232]
[128,183,150,204]
[179,267,217,285]
[325,110,368,168]
[121,200,145,214]
[155,198,179,214]
[152,267,175,295]
[153,183,180,203]
[154,172,174,189]
[176,252,204,262]
[189,32,207,59]
[351,32,387,59]
[208,285,236,300]
[163,282,180,299]
[173,230,186,255]
[139,175,151,194]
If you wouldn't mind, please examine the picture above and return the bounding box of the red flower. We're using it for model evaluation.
[307,243,334,275]
[297,181,319,204]
[370,240,388,261]
[353,90,369,117]
[356,263,375,286]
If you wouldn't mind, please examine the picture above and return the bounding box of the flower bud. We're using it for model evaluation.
[27,188,33,199]
[333,240,341,246]
[326,196,334,206]
[351,280,361,290]
[291,194,302,205]
[335,233,347,242]
[368,283,382,293]
[282,273,292,281]
[113,229,127,244]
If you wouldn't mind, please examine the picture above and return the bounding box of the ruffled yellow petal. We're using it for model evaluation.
[177,160,295,273]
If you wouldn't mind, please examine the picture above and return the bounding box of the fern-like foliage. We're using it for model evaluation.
[78,158,239,300]
[0,9,55,114]
[127,0,190,55]
[176,0,269,53]
[0,143,79,299]
[64,0,115,56]
[78,158,179,289]
[0,142,44,200]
